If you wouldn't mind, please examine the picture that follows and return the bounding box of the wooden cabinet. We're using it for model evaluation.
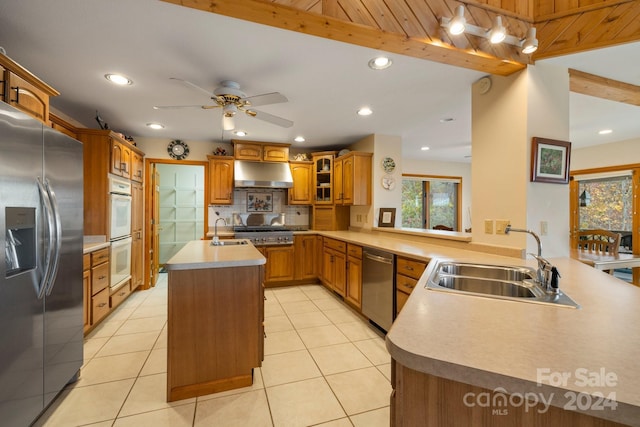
[233,140,290,162]
[131,151,144,183]
[312,205,350,231]
[167,264,264,400]
[312,152,336,204]
[84,247,110,328]
[294,235,316,280]
[395,256,428,315]
[82,255,91,333]
[49,113,77,139]
[0,53,59,124]
[208,156,234,205]
[335,152,372,206]
[131,181,144,291]
[111,139,131,179]
[263,245,295,283]
[288,161,313,205]
[345,244,363,309]
[321,238,347,296]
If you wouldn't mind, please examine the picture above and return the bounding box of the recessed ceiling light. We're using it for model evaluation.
[294,136,305,142]
[440,118,455,123]
[598,129,613,135]
[421,146,430,151]
[368,56,392,70]
[146,123,164,130]
[105,73,132,85]
[233,130,247,137]
[357,107,373,116]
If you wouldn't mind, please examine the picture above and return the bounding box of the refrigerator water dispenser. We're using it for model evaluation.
[5,207,36,277]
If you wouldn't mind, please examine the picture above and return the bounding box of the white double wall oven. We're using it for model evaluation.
[109,176,132,291]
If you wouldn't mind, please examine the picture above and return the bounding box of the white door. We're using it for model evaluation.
[157,164,205,265]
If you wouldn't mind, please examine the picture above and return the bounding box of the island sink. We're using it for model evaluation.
[425,260,579,308]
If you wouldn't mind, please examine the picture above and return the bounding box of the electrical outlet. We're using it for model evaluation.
[540,221,548,236]
[496,220,510,235]
[484,220,493,234]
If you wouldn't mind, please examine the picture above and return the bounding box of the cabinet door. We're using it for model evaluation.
[294,235,316,280]
[6,71,49,123]
[334,158,344,204]
[209,157,234,204]
[83,269,91,332]
[111,140,123,176]
[131,182,144,290]
[341,156,354,205]
[346,255,362,309]
[333,250,347,297]
[289,163,313,205]
[313,155,333,204]
[234,143,262,161]
[265,246,294,282]
[322,248,334,289]
[121,146,131,180]
[263,145,289,162]
[131,151,144,183]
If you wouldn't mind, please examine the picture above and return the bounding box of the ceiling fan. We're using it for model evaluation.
[153,79,293,131]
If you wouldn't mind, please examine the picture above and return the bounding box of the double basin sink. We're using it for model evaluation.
[425,260,580,308]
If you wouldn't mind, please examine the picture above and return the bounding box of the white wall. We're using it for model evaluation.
[571,137,640,170]
[402,158,472,231]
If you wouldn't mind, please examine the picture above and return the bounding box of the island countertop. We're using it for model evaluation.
[386,254,640,426]
[164,239,265,271]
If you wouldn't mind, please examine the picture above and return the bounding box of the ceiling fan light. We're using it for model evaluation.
[489,16,506,44]
[448,5,466,35]
[222,114,235,131]
[521,27,538,54]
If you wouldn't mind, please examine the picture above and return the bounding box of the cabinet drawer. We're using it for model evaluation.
[396,274,418,295]
[91,247,110,266]
[346,243,362,259]
[83,253,90,271]
[396,257,428,280]
[323,237,346,253]
[91,262,110,295]
[92,287,110,324]
[110,281,131,308]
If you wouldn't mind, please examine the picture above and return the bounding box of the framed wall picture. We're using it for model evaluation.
[531,137,571,184]
[247,192,273,212]
[378,208,396,228]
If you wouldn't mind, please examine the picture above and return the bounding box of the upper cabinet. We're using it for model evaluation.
[288,161,313,205]
[208,155,234,205]
[111,139,132,179]
[335,152,372,206]
[232,140,290,162]
[0,53,59,124]
[131,151,144,183]
[312,151,337,205]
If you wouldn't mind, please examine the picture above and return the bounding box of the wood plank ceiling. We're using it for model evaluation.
[161,0,640,102]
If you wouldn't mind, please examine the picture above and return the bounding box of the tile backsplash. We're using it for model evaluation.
[209,189,310,229]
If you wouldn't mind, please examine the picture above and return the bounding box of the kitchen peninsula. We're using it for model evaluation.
[164,239,265,402]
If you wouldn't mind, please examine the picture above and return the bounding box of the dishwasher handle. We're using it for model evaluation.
[364,252,394,264]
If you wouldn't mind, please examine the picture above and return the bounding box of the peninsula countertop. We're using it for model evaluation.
[386,254,640,426]
[164,239,266,271]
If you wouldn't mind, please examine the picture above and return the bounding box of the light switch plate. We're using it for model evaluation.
[484,220,493,234]
[540,221,548,236]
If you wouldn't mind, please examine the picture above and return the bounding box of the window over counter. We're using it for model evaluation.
[401,174,462,231]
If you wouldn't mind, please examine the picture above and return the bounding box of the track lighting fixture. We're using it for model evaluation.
[440,7,538,54]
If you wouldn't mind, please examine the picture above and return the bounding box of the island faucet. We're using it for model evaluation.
[212,217,227,246]
[505,225,560,294]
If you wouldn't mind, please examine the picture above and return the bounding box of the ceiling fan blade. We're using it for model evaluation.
[153,104,208,110]
[169,77,212,97]
[249,109,293,128]
[244,92,288,107]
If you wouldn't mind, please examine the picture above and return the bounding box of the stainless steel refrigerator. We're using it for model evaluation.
[0,102,83,425]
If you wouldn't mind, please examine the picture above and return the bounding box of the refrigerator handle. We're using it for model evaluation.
[44,180,62,296]
[36,177,56,300]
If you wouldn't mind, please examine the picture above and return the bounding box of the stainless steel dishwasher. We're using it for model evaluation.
[362,247,395,332]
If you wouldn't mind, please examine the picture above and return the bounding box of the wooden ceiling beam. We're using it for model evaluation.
[569,68,640,107]
[160,0,525,76]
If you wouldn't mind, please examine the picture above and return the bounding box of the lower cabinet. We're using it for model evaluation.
[321,238,347,296]
[87,247,110,328]
[82,257,91,333]
[294,235,316,280]
[395,256,428,315]
[110,280,132,308]
[260,245,295,284]
[345,244,363,309]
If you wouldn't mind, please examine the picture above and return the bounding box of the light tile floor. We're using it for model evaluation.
[35,274,391,427]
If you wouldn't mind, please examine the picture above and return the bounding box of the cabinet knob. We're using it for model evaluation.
[97,302,107,308]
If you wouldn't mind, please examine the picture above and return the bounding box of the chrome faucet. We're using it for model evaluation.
[212,217,227,246]
[505,225,560,294]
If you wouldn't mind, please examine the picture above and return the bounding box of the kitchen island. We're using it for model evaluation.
[164,239,265,402]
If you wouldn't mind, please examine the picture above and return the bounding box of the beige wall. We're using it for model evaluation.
[134,137,232,160]
[571,137,640,170]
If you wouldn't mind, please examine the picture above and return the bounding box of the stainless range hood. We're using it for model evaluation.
[234,160,293,188]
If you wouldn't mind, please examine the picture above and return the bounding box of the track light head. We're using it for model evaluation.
[489,16,506,44]
[521,27,538,54]
[448,5,466,35]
